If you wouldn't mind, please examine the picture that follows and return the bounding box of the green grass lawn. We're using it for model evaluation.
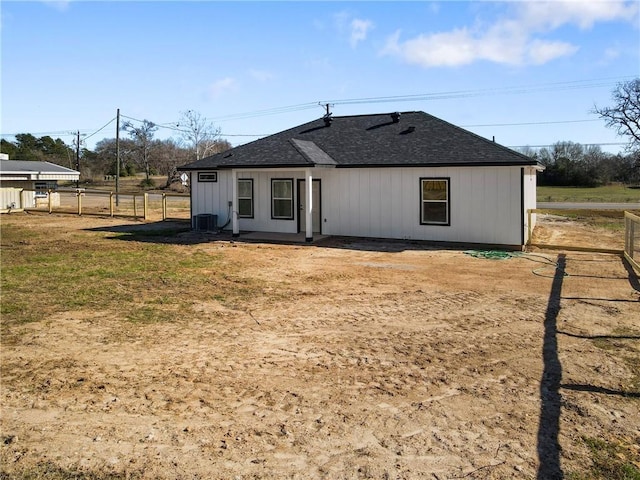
[537,185,640,203]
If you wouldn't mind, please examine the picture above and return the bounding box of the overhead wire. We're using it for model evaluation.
[2,75,635,146]
[82,117,116,141]
[461,119,601,128]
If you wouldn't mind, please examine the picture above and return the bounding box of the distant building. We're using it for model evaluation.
[0,159,80,210]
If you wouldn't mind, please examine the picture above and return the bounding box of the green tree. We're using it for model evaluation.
[1,139,19,158]
[95,137,137,177]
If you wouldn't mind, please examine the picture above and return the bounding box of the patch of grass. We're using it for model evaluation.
[567,437,640,480]
[590,327,640,396]
[0,462,139,479]
[125,305,178,323]
[538,185,640,203]
[114,226,191,240]
[0,219,266,336]
[537,209,639,232]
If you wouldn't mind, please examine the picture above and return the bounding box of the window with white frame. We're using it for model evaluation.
[34,181,56,198]
[420,178,450,225]
[271,178,293,220]
[238,179,253,218]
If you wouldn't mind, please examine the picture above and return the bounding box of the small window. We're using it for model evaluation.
[420,178,450,225]
[271,179,293,220]
[198,172,218,182]
[34,181,56,198]
[238,179,253,218]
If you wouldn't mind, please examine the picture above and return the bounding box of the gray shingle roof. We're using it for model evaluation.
[179,111,537,170]
[0,160,79,174]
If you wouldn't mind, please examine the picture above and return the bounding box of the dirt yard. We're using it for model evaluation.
[1,213,639,479]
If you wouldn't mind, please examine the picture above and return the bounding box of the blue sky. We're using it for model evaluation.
[1,1,639,154]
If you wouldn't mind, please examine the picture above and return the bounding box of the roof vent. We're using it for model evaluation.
[223,152,233,158]
[400,126,415,135]
[323,113,333,127]
[390,112,401,123]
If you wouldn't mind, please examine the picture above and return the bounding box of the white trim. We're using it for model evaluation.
[305,169,313,240]
[231,169,239,235]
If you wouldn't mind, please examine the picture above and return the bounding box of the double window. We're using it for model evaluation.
[420,178,450,225]
[237,179,253,218]
[271,178,294,220]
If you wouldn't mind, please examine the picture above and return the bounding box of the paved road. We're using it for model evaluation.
[538,202,640,210]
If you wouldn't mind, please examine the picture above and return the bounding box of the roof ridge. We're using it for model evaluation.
[330,111,419,119]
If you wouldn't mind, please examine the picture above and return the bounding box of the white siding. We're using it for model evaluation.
[190,165,527,246]
[321,166,524,246]
[192,170,313,233]
[0,188,26,210]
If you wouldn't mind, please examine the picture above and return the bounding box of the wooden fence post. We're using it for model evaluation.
[109,192,114,217]
[77,190,82,216]
[162,193,167,221]
[144,193,148,221]
[133,195,137,219]
[48,189,53,214]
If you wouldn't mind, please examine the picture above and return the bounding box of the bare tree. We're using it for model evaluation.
[178,110,224,161]
[594,78,640,152]
[153,138,190,187]
[122,119,158,181]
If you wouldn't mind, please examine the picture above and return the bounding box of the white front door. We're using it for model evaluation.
[298,179,321,234]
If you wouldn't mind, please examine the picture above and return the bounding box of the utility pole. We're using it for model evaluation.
[116,108,120,206]
[75,130,80,188]
[319,102,332,117]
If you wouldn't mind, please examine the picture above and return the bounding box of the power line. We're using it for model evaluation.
[462,119,601,128]
[120,114,188,133]
[1,130,86,137]
[2,75,635,146]
[508,142,627,149]
[323,75,636,107]
[83,117,116,141]
[163,75,634,127]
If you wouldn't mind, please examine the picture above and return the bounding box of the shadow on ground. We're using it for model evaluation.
[85,221,522,253]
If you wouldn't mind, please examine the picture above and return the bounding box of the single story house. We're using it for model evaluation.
[178,111,542,248]
[0,158,80,210]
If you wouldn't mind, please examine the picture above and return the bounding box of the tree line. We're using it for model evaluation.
[3,133,637,189]
[519,143,639,187]
[1,111,231,189]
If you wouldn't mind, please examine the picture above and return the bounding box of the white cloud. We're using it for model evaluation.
[333,11,374,48]
[521,0,639,30]
[603,47,621,61]
[208,77,237,98]
[350,18,374,48]
[380,0,638,68]
[40,0,72,12]
[527,39,579,65]
[249,69,275,82]
[382,26,553,67]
